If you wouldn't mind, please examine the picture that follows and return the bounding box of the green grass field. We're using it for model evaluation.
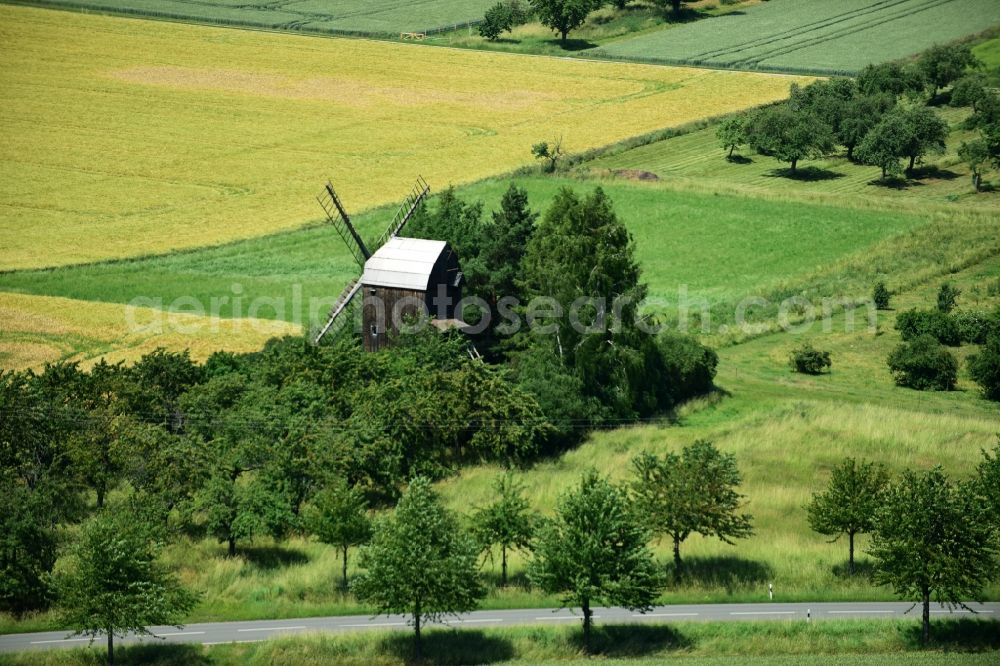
[595,0,1000,74]
[0,178,929,330]
[3,0,495,34]
[3,620,998,665]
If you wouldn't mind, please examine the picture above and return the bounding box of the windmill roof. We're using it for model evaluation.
[362,237,448,291]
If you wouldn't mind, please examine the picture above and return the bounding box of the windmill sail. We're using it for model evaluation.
[372,175,430,252]
[315,278,362,344]
[317,181,370,267]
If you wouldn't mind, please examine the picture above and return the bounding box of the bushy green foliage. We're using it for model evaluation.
[937,282,961,313]
[630,440,753,576]
[917,43,981,97]
[857,62,926,98]
[529,0,599,44]
[870,467,996,644]
[789,343,832,375]
[52,508,198,665]
[528,470,664,650]
[895,308,961,346]
[747,104,835,173]
[857,105,949,178]
[967,334,1000,401]
[873,281,891,310]
[887,334,959,391]
[655,332,719,402]
[716,114,748,158]
[352,477,483,658]
[953,309,998,345]
[806,458,889,574]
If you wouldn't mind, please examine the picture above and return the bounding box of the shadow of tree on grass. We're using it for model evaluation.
[378,629,515,665]
[238,545,309,570]
[674,555,773,593]
[573,623,694,657]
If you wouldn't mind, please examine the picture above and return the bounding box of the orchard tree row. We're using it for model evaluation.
[717,44,999,188]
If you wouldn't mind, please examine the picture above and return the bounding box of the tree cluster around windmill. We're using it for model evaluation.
[2,1,1000,664]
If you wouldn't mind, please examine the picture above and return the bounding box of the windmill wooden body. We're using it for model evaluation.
[314,177,464,351]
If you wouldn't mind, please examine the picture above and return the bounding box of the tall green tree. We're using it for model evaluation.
[899,105,949,174]
[747,105,835,173]
[630,440,753,578]
[806,458,890,575]
[529,470,664,651]
[52,509,198,665]
[352,477,483,659]
[716,113,749,159]
[468,183,538,307]
[917,44,980,99]
[530,0,598,45]
[305,477,372,589]
[869,467,996,644]
[857,105,948,178]
[471,473,536,586]
[520,186,653,418]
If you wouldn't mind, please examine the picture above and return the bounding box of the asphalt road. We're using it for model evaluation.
[2,601,997,654]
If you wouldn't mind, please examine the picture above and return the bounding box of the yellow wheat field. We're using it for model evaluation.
[0,6,811,270]
[0,292,299,370]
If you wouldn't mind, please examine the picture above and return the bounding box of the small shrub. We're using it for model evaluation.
[968,334,1000,401]
[789,343,832,375]
[953,309,998,345]
[872,281,891,310]
[937,282,961,313]
[895,308,961,346]
[887,334,958,391]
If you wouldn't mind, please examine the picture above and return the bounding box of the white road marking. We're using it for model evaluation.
[534,615,601,621]
[828,610,894,614]
[159,631,206,637]
[236,626,306,632]
[30,638,93,645]
[633,613,699,618]
[339,622,408,628]
[204,639,264,645]
[928,610,994,614]
[730,611,796,616]
[445,619,504,624]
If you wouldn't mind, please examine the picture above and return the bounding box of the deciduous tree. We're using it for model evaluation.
[870,467,996,644]
[530,0,598,44]
[918,44,980,99]
[306,477,372,589]
[352,477,483,659]
[747,105,834,173]
[471,473,536,586]
[52,509,198,665]
[630,440,753,578]
[716,114,749,159]
[528,470,663,651]
[806,458,889,574]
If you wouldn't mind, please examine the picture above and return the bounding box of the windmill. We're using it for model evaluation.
[314,177,464,351]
